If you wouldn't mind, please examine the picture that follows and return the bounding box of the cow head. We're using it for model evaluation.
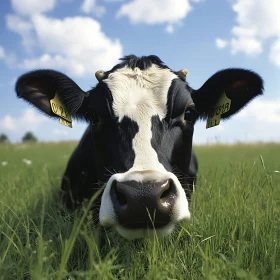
[15,55,263,239]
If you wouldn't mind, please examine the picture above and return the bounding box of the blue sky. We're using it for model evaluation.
[0,0,279,144]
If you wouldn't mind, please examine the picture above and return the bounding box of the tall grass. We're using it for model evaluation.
[0,142,279,279]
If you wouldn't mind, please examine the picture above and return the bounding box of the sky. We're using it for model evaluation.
[0,0,279,144]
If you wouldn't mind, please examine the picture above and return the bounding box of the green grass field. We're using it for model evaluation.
[0,142,280,280]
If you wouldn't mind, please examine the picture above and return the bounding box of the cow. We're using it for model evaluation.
[15,55,264,240]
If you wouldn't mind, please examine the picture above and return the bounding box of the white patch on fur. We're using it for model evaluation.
[99,64,191,239]
[116,223,175,240]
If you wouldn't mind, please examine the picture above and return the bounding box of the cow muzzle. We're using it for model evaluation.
[99,171,191,239]
[110,179,176,229]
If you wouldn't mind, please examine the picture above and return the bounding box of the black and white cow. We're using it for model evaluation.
[15,55,263,239]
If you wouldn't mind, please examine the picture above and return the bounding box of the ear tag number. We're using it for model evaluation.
[206,114,221,128]
[50,93,72,128]
[59,118,72,128]
[206,92,231,129]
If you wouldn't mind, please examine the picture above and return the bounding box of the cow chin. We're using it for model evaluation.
[115,223,175,240]
[99,170,191,240]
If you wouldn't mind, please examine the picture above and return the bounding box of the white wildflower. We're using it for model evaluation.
[1,161,8,166]
[274,170,280,173]
[23,158,32,165]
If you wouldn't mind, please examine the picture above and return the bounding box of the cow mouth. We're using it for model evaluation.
[115,223,175,240]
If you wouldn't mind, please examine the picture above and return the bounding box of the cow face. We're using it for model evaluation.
[94,62,194,239]
[15,55,264,239]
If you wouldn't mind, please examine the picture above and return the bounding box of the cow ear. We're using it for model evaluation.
[15,70,89,120]
[191,68,264,120]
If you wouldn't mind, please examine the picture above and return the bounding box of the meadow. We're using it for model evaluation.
[0,142,280,280]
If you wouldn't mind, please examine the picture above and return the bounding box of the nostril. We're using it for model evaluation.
[112,181,128,206]
[160,180,176,201]
[115,187,128,206]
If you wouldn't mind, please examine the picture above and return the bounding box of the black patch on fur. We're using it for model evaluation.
[86,82,115,120]
[150,115,196,198]
[93,116,139,180]
[150,116,191,171]
[165,79,193,120]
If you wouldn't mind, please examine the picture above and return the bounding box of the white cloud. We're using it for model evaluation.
[52,129,69,136]
[29,15,122,75]
[6,14,35,50]
[0,108,45,133]
[81,0,96,13]
[6,0,123,76]
[0,45,17,68]
[215,38,228,49]
[270,39,280,66]
[117,0,193,32]
[230,36,262,55]
[11,0,56,16]
[165,24,175,34]
[0,46,4,59]
[232,0,280,39]
[231,26,257,38]
[234,99,280,124]
[229,25,262,55]
[218,0,280,66]
[19,53,68,70]
[8,14,122,76]
[81,0,106,17]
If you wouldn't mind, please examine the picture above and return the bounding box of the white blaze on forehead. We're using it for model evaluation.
[105,65,176,121]
[104,65,177,172]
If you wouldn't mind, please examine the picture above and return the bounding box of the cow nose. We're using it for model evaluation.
[110,180,177,228]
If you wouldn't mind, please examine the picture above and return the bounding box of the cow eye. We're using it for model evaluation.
[184,106,199,124]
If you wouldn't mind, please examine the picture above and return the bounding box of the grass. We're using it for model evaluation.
[0,142,280,279]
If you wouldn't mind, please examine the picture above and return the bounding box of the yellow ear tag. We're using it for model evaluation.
[206,92,231,129]
[50,93,72,128]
